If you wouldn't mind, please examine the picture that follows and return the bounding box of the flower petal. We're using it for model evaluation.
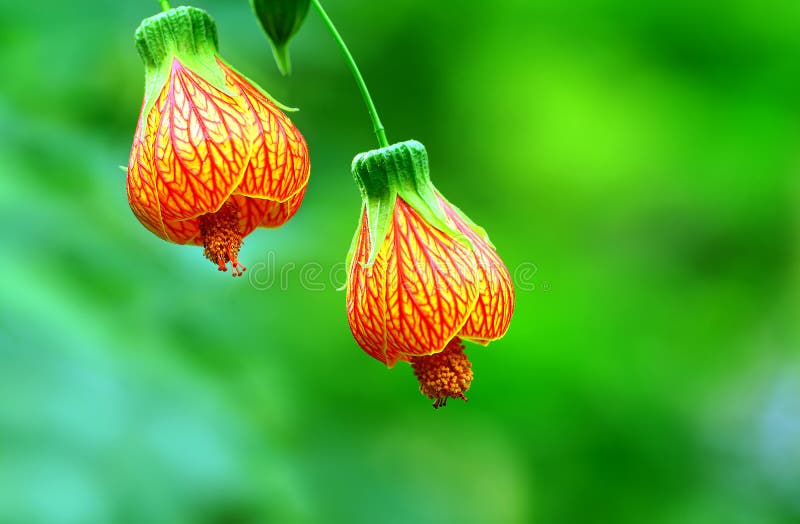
[219,60,310,203]
[226,188,306,235]
[127,106,168,240]
[260,186,307,228]
[151,59,251,221]
[347,198,480,367]
[438,195,515,342]
[159,216,199,245]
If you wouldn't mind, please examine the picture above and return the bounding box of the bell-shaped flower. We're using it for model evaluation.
[127,6,310,275]
[346,140,514,407]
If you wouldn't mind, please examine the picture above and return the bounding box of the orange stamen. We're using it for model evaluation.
[198,201,246,277]
[410,337,473,409]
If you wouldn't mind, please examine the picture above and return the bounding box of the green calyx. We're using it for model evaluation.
[350,140,471,266]
[134,6,228,114]
[135,6,218,70]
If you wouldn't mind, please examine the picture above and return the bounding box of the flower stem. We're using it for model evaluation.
[310,0,389,148]
[158,0,171,11]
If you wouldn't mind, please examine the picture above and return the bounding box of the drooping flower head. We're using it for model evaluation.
[127,6,310,275]
[346,140,515,407]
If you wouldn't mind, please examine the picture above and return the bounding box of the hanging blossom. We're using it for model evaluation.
[346,140,515,408]
[127,6,309,275]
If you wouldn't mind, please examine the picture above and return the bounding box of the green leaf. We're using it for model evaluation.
[250,0,310,75]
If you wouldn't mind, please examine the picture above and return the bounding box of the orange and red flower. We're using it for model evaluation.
[346,140,514,407]
[127,6,309,275]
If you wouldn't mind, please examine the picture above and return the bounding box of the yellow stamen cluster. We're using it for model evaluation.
[410,337,473,409]
[199,201,246,276]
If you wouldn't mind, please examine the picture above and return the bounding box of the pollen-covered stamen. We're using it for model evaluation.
[199,201,246,277]
[410,337,473,409]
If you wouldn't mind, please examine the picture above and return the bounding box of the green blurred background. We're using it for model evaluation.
[1,0,799,522]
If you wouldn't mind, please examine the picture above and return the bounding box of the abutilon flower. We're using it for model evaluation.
[127,6,310,275]
[346,140,515,408]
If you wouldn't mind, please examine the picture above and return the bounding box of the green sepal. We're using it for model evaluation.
[351,147,398,267]
[214,57,298,113]
[351,140,471,267]
[134,6,229,116]
[250,0,310,75]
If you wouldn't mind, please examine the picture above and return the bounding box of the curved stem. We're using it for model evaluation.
[311,0,388,148]
[158,0,171,11]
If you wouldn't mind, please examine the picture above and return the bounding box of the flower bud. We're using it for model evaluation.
[250,0,310,75]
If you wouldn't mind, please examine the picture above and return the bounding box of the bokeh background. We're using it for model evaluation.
[1,0,799,522]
